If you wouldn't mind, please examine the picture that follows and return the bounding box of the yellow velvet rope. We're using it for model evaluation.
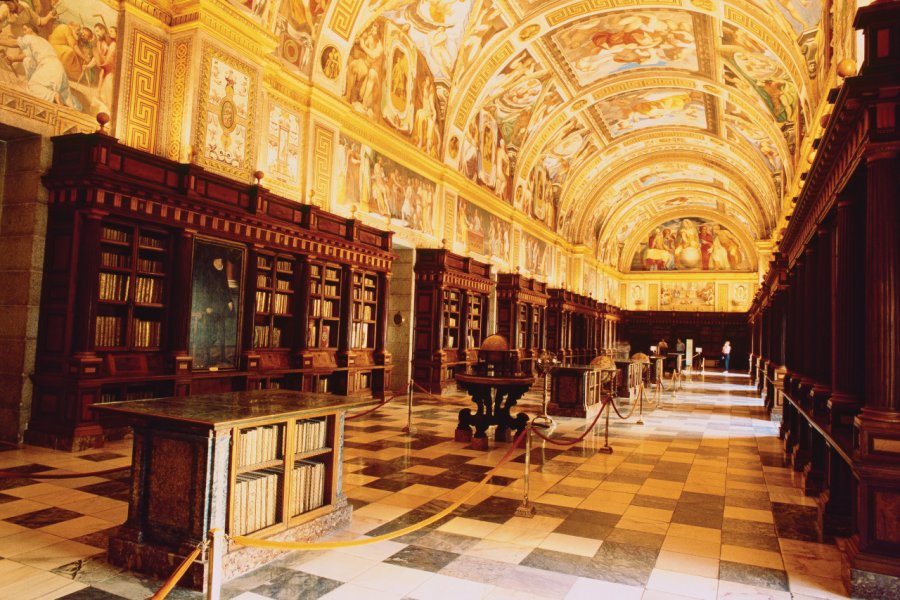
[149,542,205,600]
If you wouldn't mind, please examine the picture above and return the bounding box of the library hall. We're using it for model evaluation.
[0,0,898,599]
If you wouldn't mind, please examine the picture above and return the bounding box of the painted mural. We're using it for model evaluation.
[456,196,510,262]
[723,99,783,174]
[659,281,716,311]
[550,10,698,87]
[345,17,443,158]
[597,89,706,137]
[522,231,548,277]
[337,133,436,236]
[452,0,506,80]
[461,50,548,203]
[226,0,326,75]
[629,217,751,272]
[382,0,472,82]
[203,56,251,170]
[265,102,302,188]
[0,0,117,117]
[721,23,799,153]
[750,0,822,36]
[731,282,751,310]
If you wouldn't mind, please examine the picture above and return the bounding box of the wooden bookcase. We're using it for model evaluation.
[412,249,494,394]
[546,289,601,365]
[95,390,370,590]
[496,273,548,375]
[28,133,393,451]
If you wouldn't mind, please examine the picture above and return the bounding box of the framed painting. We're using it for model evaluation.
[189,239,245,370]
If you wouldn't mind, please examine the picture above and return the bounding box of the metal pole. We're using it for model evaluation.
[598,400,613,454]
[206,529,224,600]
[403,378,417,434]
[636,383,644,425]
[515,426,536,517]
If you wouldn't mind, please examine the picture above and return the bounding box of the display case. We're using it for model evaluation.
[95,390,371,590]
[546,289,601,364]
[412,249,494,393]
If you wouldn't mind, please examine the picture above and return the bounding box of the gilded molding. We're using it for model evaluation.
[312,123,334,208]
[168,39,191,161]
[545,0,680,28]
[123,0,173,26]
[125,29,166,152]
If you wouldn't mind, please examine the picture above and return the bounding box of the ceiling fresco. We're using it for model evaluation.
[276,0,828,273]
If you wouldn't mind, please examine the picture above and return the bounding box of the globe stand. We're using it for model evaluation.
[532,351,559,428]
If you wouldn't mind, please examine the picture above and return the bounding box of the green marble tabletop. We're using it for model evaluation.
[92,390,380,429]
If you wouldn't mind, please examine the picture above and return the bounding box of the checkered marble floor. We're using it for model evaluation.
[0,372,851,600]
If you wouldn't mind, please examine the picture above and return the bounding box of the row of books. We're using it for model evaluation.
[307,323,333,348]
[232,468,280,535]
[295,418,327,453]
[133,318,161,348]
[101,226,130,243]
[351,322,373,348]
[136,257,163,273]
[273,293,290,314]
[135,276,164,304]
[100,251,130,269]
[310,298,338,317]
[252,325,283,348]
[353,303,374,321]
[138,234,166,249]
[95,315,123,347]
[290,460,325,516]
[276,259,293,273]
[275,279,292,291]
[98,272,130,301]
[238,425,282,467]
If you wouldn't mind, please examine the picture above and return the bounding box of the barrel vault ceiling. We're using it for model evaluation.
[269,0,826,272]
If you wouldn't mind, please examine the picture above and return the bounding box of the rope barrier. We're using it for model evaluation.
[0,465,130,479]
[412,381,451,402]
[344,393,396,421]
[229,428,528,551]
[607,393,639,420]
[148,540,207,600]
[530,399,609,446]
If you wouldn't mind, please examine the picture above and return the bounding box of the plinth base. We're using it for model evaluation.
[109,499,352,591]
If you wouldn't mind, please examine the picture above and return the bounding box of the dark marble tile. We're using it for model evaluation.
[530,502,575,520]
[721,530,781,552]
[367,504,466,538]
[722,517,777,537]
[414,530,481,553]
[605,528,665,550]
[759,453,790,467]
[631,495,678,510]
[0,492,18,504]
[549,483,593,498]
[251,568,343,600]
[56,589,130,600]
[0,477,37,491]
[428,454,478,468]
[520,547,593,578]
[719,560,789,591]
[725,493,772,510]
[5,507,84,528]
[385,545,459,572]
[463,496,522,525]
[76,480,131,502]
[415,473,470,489]
[590,540,659,586]
[0,462,57,474]
[77,452,127,462]
[362,477,411,492]
[553,519,614,541]
[772,502,823,542]
[603,472,648,485]
[73,526,121,549]
[671,493,724,528]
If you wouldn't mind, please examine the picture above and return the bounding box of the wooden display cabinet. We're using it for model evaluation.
[496,273,548,375]
[95,390,371,590]
[28,133,394,450]
[413,249,494,394]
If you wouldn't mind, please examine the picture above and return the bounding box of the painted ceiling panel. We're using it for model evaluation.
[310,0,827,272]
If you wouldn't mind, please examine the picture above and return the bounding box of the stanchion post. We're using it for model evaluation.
[636,383,644,426]
[515,426,536,517]
[598,400,613,454]
[403,378,417,434]
[206,529,224,600]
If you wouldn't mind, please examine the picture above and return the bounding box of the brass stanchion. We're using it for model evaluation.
[515,425,536,517]
[403,378,417,434]
[206,529,224,600]
[635,383,645,426]
[598,400,613,454]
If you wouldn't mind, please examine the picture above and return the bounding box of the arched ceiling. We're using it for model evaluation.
[293,0,823,270]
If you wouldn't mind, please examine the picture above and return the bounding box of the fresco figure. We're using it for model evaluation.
[1,22,81,109]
